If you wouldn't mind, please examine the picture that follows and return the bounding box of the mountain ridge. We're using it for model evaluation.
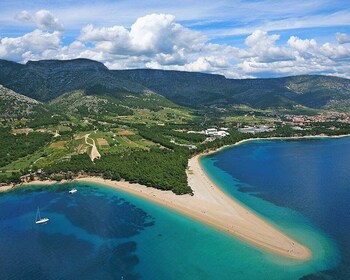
[1,58,350,111]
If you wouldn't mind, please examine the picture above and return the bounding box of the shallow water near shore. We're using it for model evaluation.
[1,137,348,279]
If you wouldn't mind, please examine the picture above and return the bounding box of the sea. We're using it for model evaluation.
[0,136,349,279]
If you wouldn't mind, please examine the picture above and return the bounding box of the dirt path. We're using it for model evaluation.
[84,134,101,162]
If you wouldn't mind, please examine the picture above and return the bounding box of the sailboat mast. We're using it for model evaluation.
[36,207,41,221]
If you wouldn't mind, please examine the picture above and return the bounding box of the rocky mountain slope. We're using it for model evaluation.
[0,59,146,101]
[0,85,47,118]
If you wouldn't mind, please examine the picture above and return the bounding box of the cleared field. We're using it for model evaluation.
[75,144,88,154]
[50,141,68,149]
[97,138,109,147]
[12,128,33,135]
[116,130,134,136]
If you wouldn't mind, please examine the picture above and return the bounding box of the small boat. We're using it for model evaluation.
[69,188,78,194]
[35,207,49,224]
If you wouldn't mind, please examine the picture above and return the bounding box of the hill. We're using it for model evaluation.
[1,59,350,111]
[49,89,181,118]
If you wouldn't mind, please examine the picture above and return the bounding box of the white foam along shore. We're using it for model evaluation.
[2,134,350,259]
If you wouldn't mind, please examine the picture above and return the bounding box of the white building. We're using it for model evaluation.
[205,128,217,135]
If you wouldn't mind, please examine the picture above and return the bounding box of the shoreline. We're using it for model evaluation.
[199,133,350,158]
[2,134,349,260]
[7,174,311,260]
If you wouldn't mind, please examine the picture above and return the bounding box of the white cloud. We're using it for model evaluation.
[80,25,129,42]
[34,10,64,31]
[320,43,350,60]
[1,12,350,79]
[15,10,32,22]
[287,36,317,53]
[245,30,280,48]
[243,30,294,63]
[0,29,62,61]
[146,56,229,73]
[336,32,350,44]
[13,10,64,31]
[79,13,205,56]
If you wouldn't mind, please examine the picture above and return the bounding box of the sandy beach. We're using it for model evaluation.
[71,154,311,260]
[4,134,350,260]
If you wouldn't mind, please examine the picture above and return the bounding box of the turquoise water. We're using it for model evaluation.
[201,136,350,279]
[1,137,348,279]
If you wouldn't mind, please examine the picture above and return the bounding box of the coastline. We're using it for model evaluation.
[199,133,350,158]
[9,162,311,260]
[2,134,349,260]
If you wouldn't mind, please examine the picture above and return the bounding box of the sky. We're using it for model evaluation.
[0,0,350,78]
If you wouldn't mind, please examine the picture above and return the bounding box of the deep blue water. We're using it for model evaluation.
[201,136,350,279]
[0,137,349,279]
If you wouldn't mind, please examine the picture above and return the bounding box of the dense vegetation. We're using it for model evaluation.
[26,113,69,128]
[44,148,191,194]
[0,128,52,167]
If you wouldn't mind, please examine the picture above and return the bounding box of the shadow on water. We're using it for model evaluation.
[0,184,154,279]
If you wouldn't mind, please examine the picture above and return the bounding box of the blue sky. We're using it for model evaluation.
[1,0,350,78]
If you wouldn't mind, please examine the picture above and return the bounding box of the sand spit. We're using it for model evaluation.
[4,135,350,259]
[71,154,311,260]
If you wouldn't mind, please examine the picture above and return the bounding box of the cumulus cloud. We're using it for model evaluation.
[245,30,279,48]
[242,30,294,63]
[79,13,204,56]
[336,32,350,44]
[34,10,64,31]
[0,30,62,61]
[287,36,317,53]
[2,12,350,78]
[320,43,350,60]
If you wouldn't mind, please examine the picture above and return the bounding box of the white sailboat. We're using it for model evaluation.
[69,188,78,194]
[35,207,49,224]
